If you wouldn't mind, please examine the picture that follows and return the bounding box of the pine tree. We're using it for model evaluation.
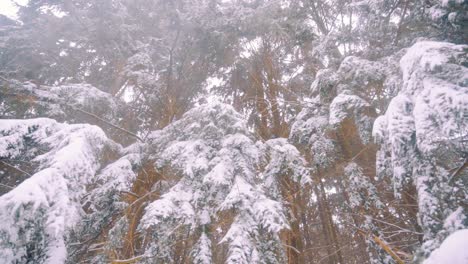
[373,40,468,260]
[138,102,289,263]
[0,0,466,263]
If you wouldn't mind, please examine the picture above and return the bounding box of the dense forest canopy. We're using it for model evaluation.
[0,0,467,263]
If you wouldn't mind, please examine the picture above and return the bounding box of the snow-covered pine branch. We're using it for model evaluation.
[0,118,120,263]
[373,40,468,259]
[139,102,290,263]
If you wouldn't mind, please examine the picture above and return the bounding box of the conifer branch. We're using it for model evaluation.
[0,79,144,142]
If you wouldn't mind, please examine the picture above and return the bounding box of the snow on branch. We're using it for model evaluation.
[0,118,120,263]
[373,40,468,256]
[139,102,289,263]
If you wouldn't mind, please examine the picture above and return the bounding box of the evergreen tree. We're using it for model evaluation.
[0,0,466,263]
[373,40,468,260]
[139,103,289,263]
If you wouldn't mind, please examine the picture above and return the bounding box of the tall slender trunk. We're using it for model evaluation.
[251,63,270,139]
[313,181,336,264]
[121,162,161,260]
[316,167,344,264]
[282,178,304,264]
[264,54,284,138]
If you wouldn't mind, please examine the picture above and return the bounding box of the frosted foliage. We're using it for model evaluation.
[401,44,467,143]
[329,91,370,124]
[0,80,122,120]
[310,136,336,168]
[289,102,329,146]
[337,56,385,93]
[141,185,195,227]
[424,229,468,264]
[48,83,120,119]
[107,217,129,250]
[91,150,140,197]
[75,144,142,245]
[289,101,337,168]
[374,41,467,186]
[373,95,415,193]
[262,138,311,198]
[123,46,160,90]
[444,207,467,232]
[221,215,259,264]
[310,69,339,100]
[415,161,446,241]
[330,90,374,143]
[414,79,467,154]
[373,41,468,255]
[192,233,212,264]
[344,162,382,209]
[0,118,117,264]
[140,103,288,263]
[428,0,467,30]
[251,197,288,233]
[336,54,403,113]
[0,118,54,160]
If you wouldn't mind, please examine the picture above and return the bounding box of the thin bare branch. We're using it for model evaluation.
[0,160,32,177]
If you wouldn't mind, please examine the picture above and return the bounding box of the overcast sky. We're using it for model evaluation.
[0,0,28,19]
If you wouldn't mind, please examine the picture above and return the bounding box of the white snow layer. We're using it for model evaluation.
[373,40,468,257]
[140,103,289,263]
[0,118,119,263]
[424,229,468,264]
[374,40,468,160]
